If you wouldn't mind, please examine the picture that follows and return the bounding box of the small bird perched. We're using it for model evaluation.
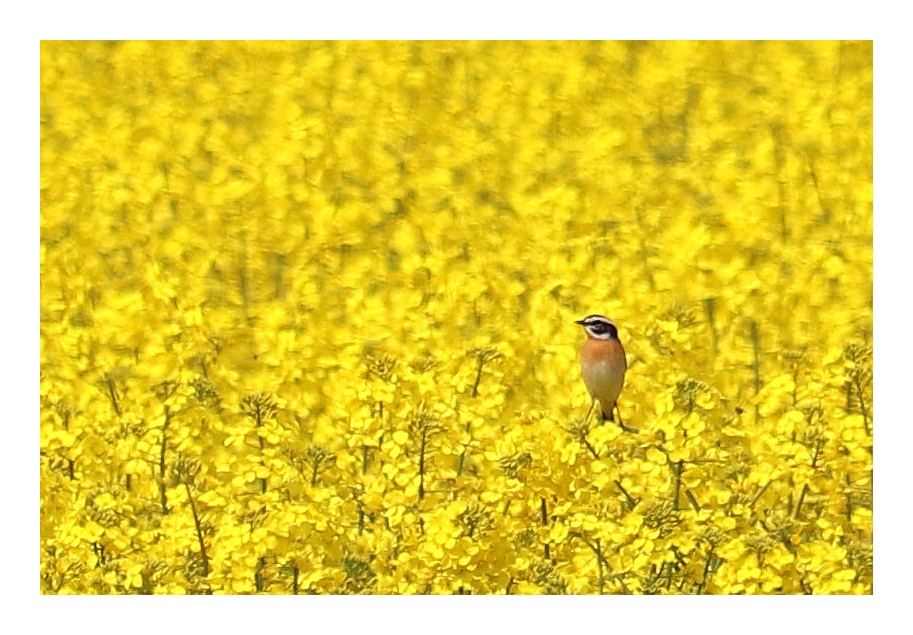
[575,314,628,428]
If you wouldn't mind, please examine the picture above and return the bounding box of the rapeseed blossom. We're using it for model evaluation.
[40,41,872,594]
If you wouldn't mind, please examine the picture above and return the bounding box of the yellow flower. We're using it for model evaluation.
[40,40,871,595]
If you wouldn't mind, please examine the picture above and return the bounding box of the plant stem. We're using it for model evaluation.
[794,483,809,519]
[684,489,701,512]
[595,539,605,594]
[672,460,683,510]
[749,319,762,394]
[471,360,484,398]
[582,436,600,459]
[159,406,171,515]
[696,548,716,595]
[749,481,771,509]
[255,557,266,592]
[105,376,121,416]
[853,374,871,435]
[185,482,210,579]
[255,410,267,494]
[457,420,472,476]
[749,319,762,420]
[540,497,550,560]
[418,429,427,501]
[703,297,718,357]
[614,480,637,510]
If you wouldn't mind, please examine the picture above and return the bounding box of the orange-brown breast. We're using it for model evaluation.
[580,337,627,415]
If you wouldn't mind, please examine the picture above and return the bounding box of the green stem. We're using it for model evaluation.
[749,481,771,509]
[853,375,871,435]
[185,482,210,580]
[672,460,683,510]
[581,435,599,459]
[749,320,762,395]
[457,420,472,476]
[105,376,121,416]
[614,480,637,510]
[471,360,484,398]
[418,431,427,501]
[540,497,550,561]
[290,563,299,595]
[696,548,716,595]
[794,483,809,519]
[255,557,266,592]
[595,539,605,594]
[159,406,171,514]
[255,410,267,494]
[684,489,701,512]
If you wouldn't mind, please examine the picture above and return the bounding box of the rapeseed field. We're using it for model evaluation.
[40,41,872,594]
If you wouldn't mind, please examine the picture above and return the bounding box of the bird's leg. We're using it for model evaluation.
[585,397,597,425]
[613,401,639,434]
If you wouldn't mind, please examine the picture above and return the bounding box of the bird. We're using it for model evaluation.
[575,314,629,429]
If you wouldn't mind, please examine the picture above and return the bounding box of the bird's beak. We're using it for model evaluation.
[574,320,585,325]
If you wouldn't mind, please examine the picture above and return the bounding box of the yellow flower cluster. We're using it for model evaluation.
[40,41,872,594]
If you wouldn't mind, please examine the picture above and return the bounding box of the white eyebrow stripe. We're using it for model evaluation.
[580,316,619,340]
